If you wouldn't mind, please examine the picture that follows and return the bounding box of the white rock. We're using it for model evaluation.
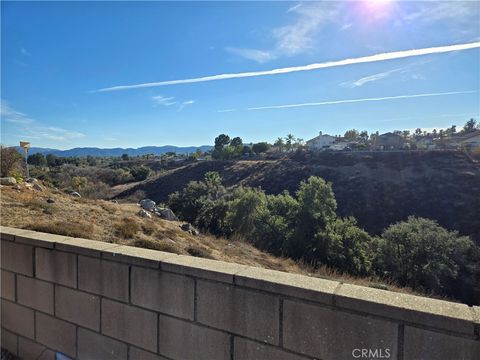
[138,209,152,218]
[0,177,17,186]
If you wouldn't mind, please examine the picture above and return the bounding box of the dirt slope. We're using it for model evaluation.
[117,151,480,241]
[0,184,301,272]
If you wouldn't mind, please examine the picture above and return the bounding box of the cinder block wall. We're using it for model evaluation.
[1,226,479,360]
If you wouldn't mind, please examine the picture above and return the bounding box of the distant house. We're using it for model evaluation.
[373,132,405,150]
[416,136,436,150]
[329,141,350,151]
[440,130,480,150]
[306,131,336,150]
[461,131,480,149]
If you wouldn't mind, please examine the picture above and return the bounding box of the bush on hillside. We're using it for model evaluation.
[1,146,23,177]
[375,216,475,295]
[130,165,150,181]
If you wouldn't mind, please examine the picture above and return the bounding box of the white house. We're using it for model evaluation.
[306,131,336,150]
[329,142,350,151]
[459,130,480,149]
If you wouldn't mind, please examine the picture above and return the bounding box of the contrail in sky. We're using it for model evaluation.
[92,42,480,92]
[247,90,478,110]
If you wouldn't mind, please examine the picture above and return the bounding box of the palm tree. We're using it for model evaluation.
[274,137,285,152]
[285,134,295,151]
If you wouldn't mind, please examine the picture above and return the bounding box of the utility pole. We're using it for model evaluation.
[20,141,30,179]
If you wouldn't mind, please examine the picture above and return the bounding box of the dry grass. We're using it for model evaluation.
[133,238,181,254]
[115,218,140,239]
[186,245,214,259]
[141,221,156,236]
[27,220,94,239]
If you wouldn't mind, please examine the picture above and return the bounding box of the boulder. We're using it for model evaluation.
[70,191,81,197]
[156,207,179,221]
[139,199,156,211]
[180,223,199,236]
[111,200,118,204]
[0,177,17,186]
[138,209,152,219]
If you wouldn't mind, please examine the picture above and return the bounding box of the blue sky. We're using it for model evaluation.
[1,1,479,149]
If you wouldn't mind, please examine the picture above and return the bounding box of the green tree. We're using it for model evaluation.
[86,155,97,166]
[130,166,150,181]
[267,190,298,225]
[28,153,47,167]
[121,153,129,160]
[212,134,233,159]
[241,145,252,155]
[46,154,61,167]
[285,134,295,151]
[320,217,373,275]
[168,172,227,225]
[344,129,359,141]
[285,176,337,260]
[252,142,271,154]
[462,118,477,133]
[195,197,230,236]
[376,216,474,293]
[230,137,243,148]
[360,131,369,143]
[226,187,290,254]
[214,134,230,150]
[274,137,285,152]
[226,187,268,238]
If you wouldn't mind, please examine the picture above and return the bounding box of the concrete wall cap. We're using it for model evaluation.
[161,255,248,283]
[336,283,475,335]
[235,266,339,305]
[473,306,480,325]
[56,237,121,257]
[15,230,72,248]
[1,226,36,241]
[102,244,177,268]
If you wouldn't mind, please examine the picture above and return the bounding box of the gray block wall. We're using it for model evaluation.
[1,226,479,360]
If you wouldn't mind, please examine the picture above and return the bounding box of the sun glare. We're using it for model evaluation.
[358,0,397,22]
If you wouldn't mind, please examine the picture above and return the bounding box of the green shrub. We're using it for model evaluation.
[375,216,475,294]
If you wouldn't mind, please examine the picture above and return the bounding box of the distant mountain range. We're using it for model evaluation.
[14,145,213,157]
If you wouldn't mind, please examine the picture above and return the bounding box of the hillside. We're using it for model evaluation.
[117,150,480,241]
[0,183,300,272]
[1,180,453,301]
